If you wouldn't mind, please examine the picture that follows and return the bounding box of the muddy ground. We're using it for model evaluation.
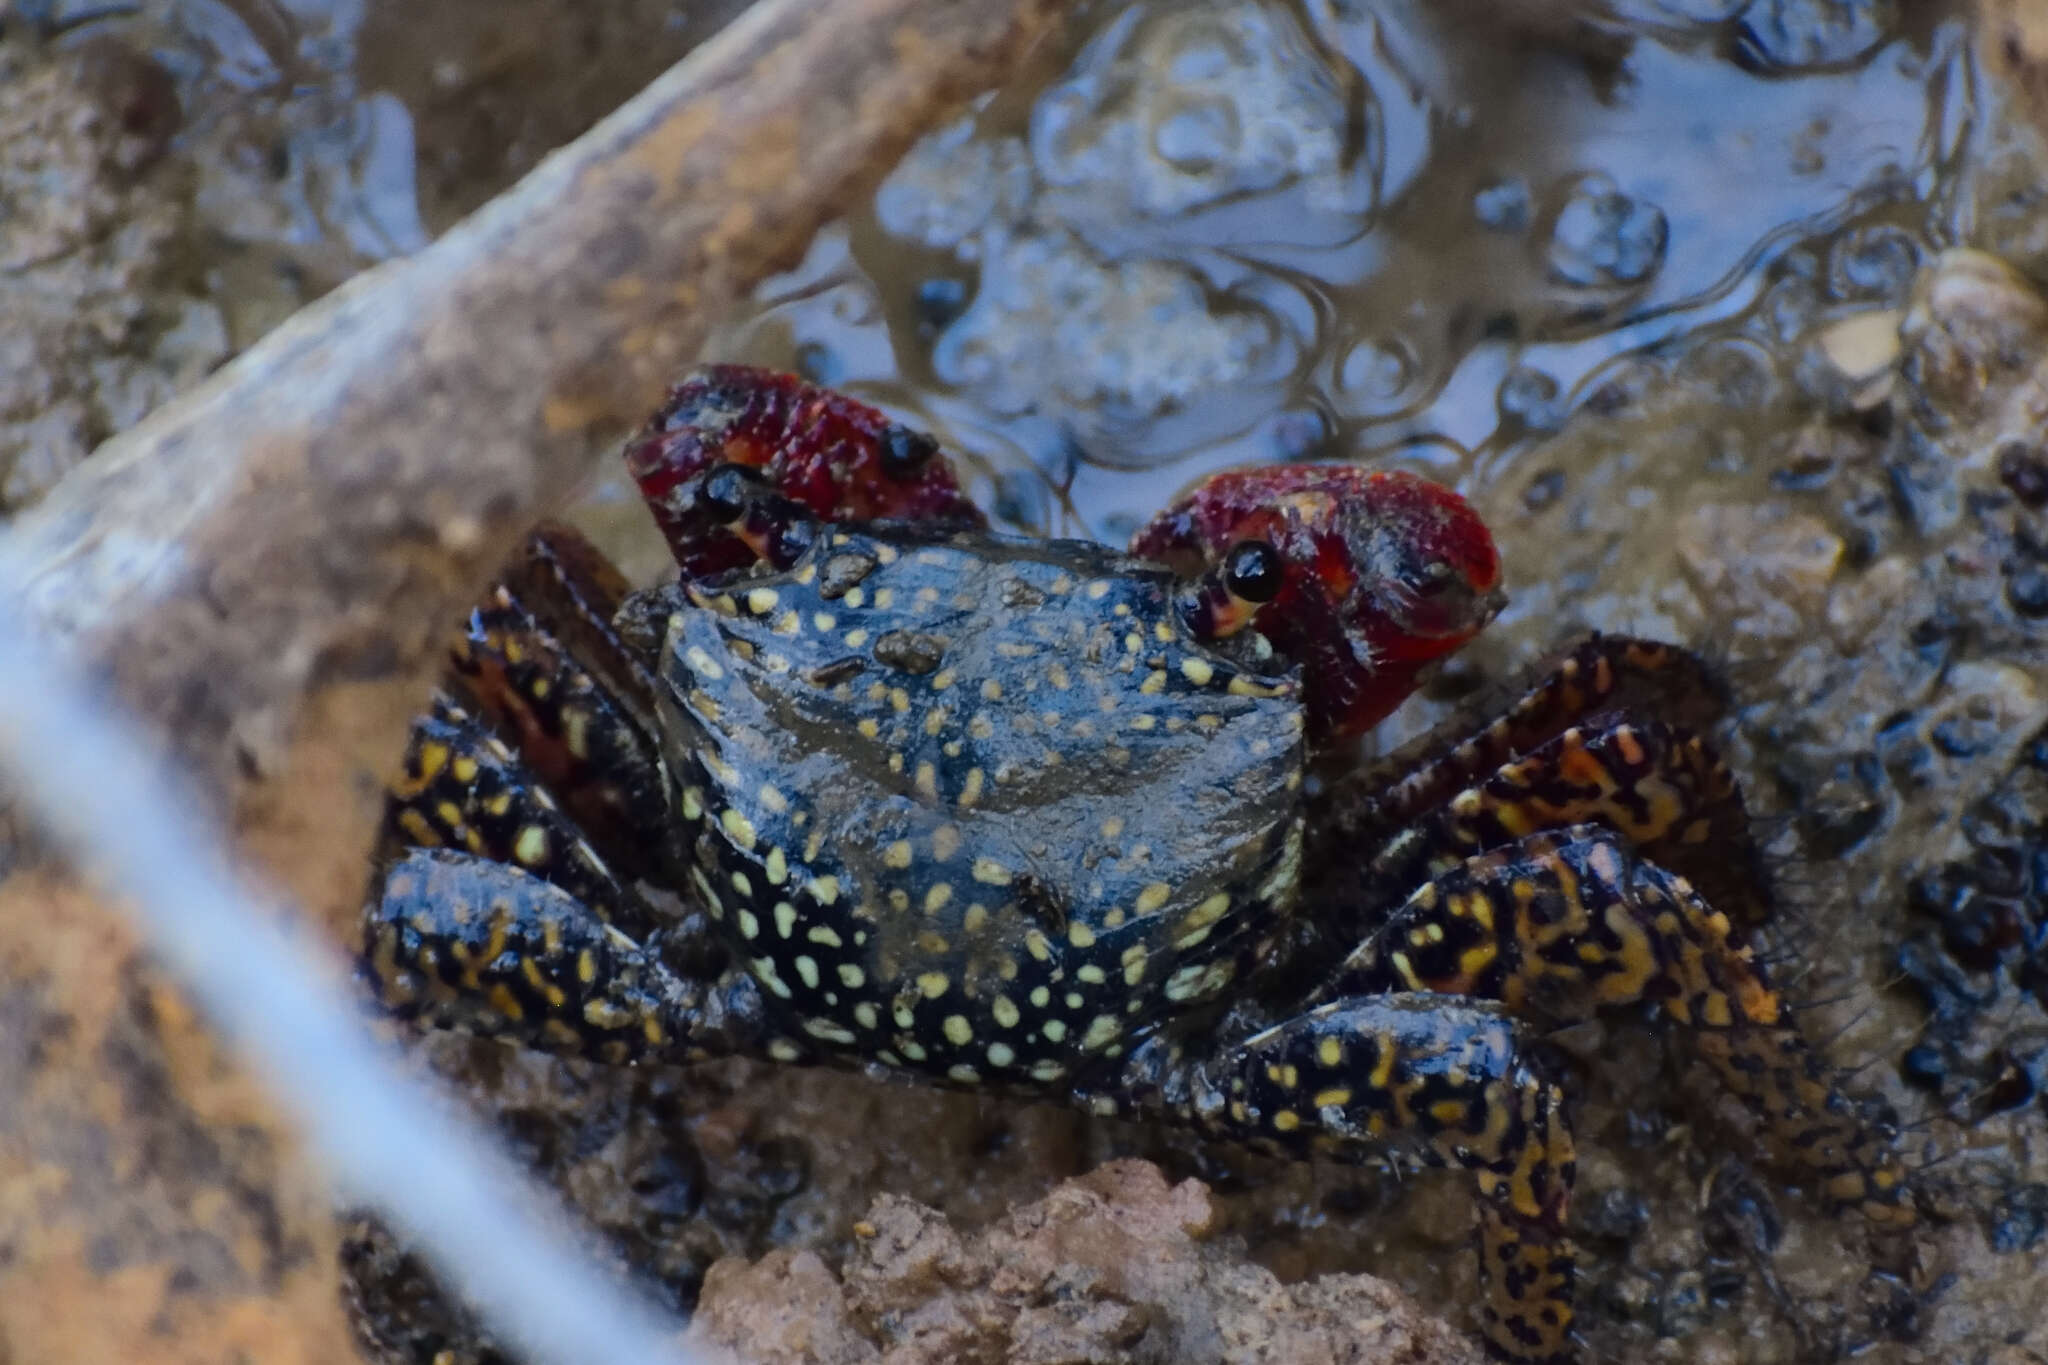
[12,1,2048,1362]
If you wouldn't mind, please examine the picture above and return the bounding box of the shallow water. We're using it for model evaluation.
[72,0,1984,551]
[706,1,1969,535]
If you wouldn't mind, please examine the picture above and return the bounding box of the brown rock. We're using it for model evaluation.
[1674,503,1844,662]
[0,39,223,513]
[0,867,356,1365]
[687,1160,1484,1365]
[1899,248,2048,435]
[694,1250,880,1365]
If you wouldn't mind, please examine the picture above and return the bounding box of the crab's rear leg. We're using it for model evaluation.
[1105,998,1578,1363]
[369,519,784,1061]
[1327,824,1911,1227]
[378,517,729,976]
[363,848,806,1068]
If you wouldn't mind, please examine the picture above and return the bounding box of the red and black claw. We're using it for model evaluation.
[688,463,823,571]
[624,365,986,576]
[1133,464,1504,745]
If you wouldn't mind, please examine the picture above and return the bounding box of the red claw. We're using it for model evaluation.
[1131,464,1504,745]
[625,366,987,577]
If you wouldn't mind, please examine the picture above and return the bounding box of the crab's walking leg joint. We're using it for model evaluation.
[1331,825,1912,1227]
[1114,998,1578,1365]
[363,849,791,1067]
[1335,635,1725,835]
[383,695,665,943]
[1350,718,1769,929]
[444,523,673,881]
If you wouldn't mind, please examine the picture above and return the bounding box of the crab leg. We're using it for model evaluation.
[1323,824,1911,1227]
[362,848,796,1067]
[382,694,668,942]
[1103,997,1577,1365]
[1324,716,1770,928]
[442,522,674,882]
[1326,635,1725,836]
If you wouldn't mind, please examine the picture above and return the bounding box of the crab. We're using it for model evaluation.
[360,366,1912,1363]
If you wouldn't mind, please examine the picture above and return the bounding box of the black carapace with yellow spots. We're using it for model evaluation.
[362,366,1914,1365]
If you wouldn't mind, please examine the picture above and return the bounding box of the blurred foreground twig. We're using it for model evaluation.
[0,591,716,1365]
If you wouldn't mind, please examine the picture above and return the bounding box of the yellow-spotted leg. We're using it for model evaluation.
[378,516,735,947]
[1325,824,1911,1227]
[1352,717,1769,927]
[1327,634,1726,839]
[1103,997,1579,1364]
[445,522,672,882]
[383,693,663,940]
[363,848,799,1067]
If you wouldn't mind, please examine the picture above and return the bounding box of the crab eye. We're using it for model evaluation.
[881,426,939,478]
[1222,539,1285,604]
[699,463,760,523]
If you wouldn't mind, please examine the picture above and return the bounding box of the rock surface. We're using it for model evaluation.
[0,39,226,512]
[687,1160,1483,1365]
